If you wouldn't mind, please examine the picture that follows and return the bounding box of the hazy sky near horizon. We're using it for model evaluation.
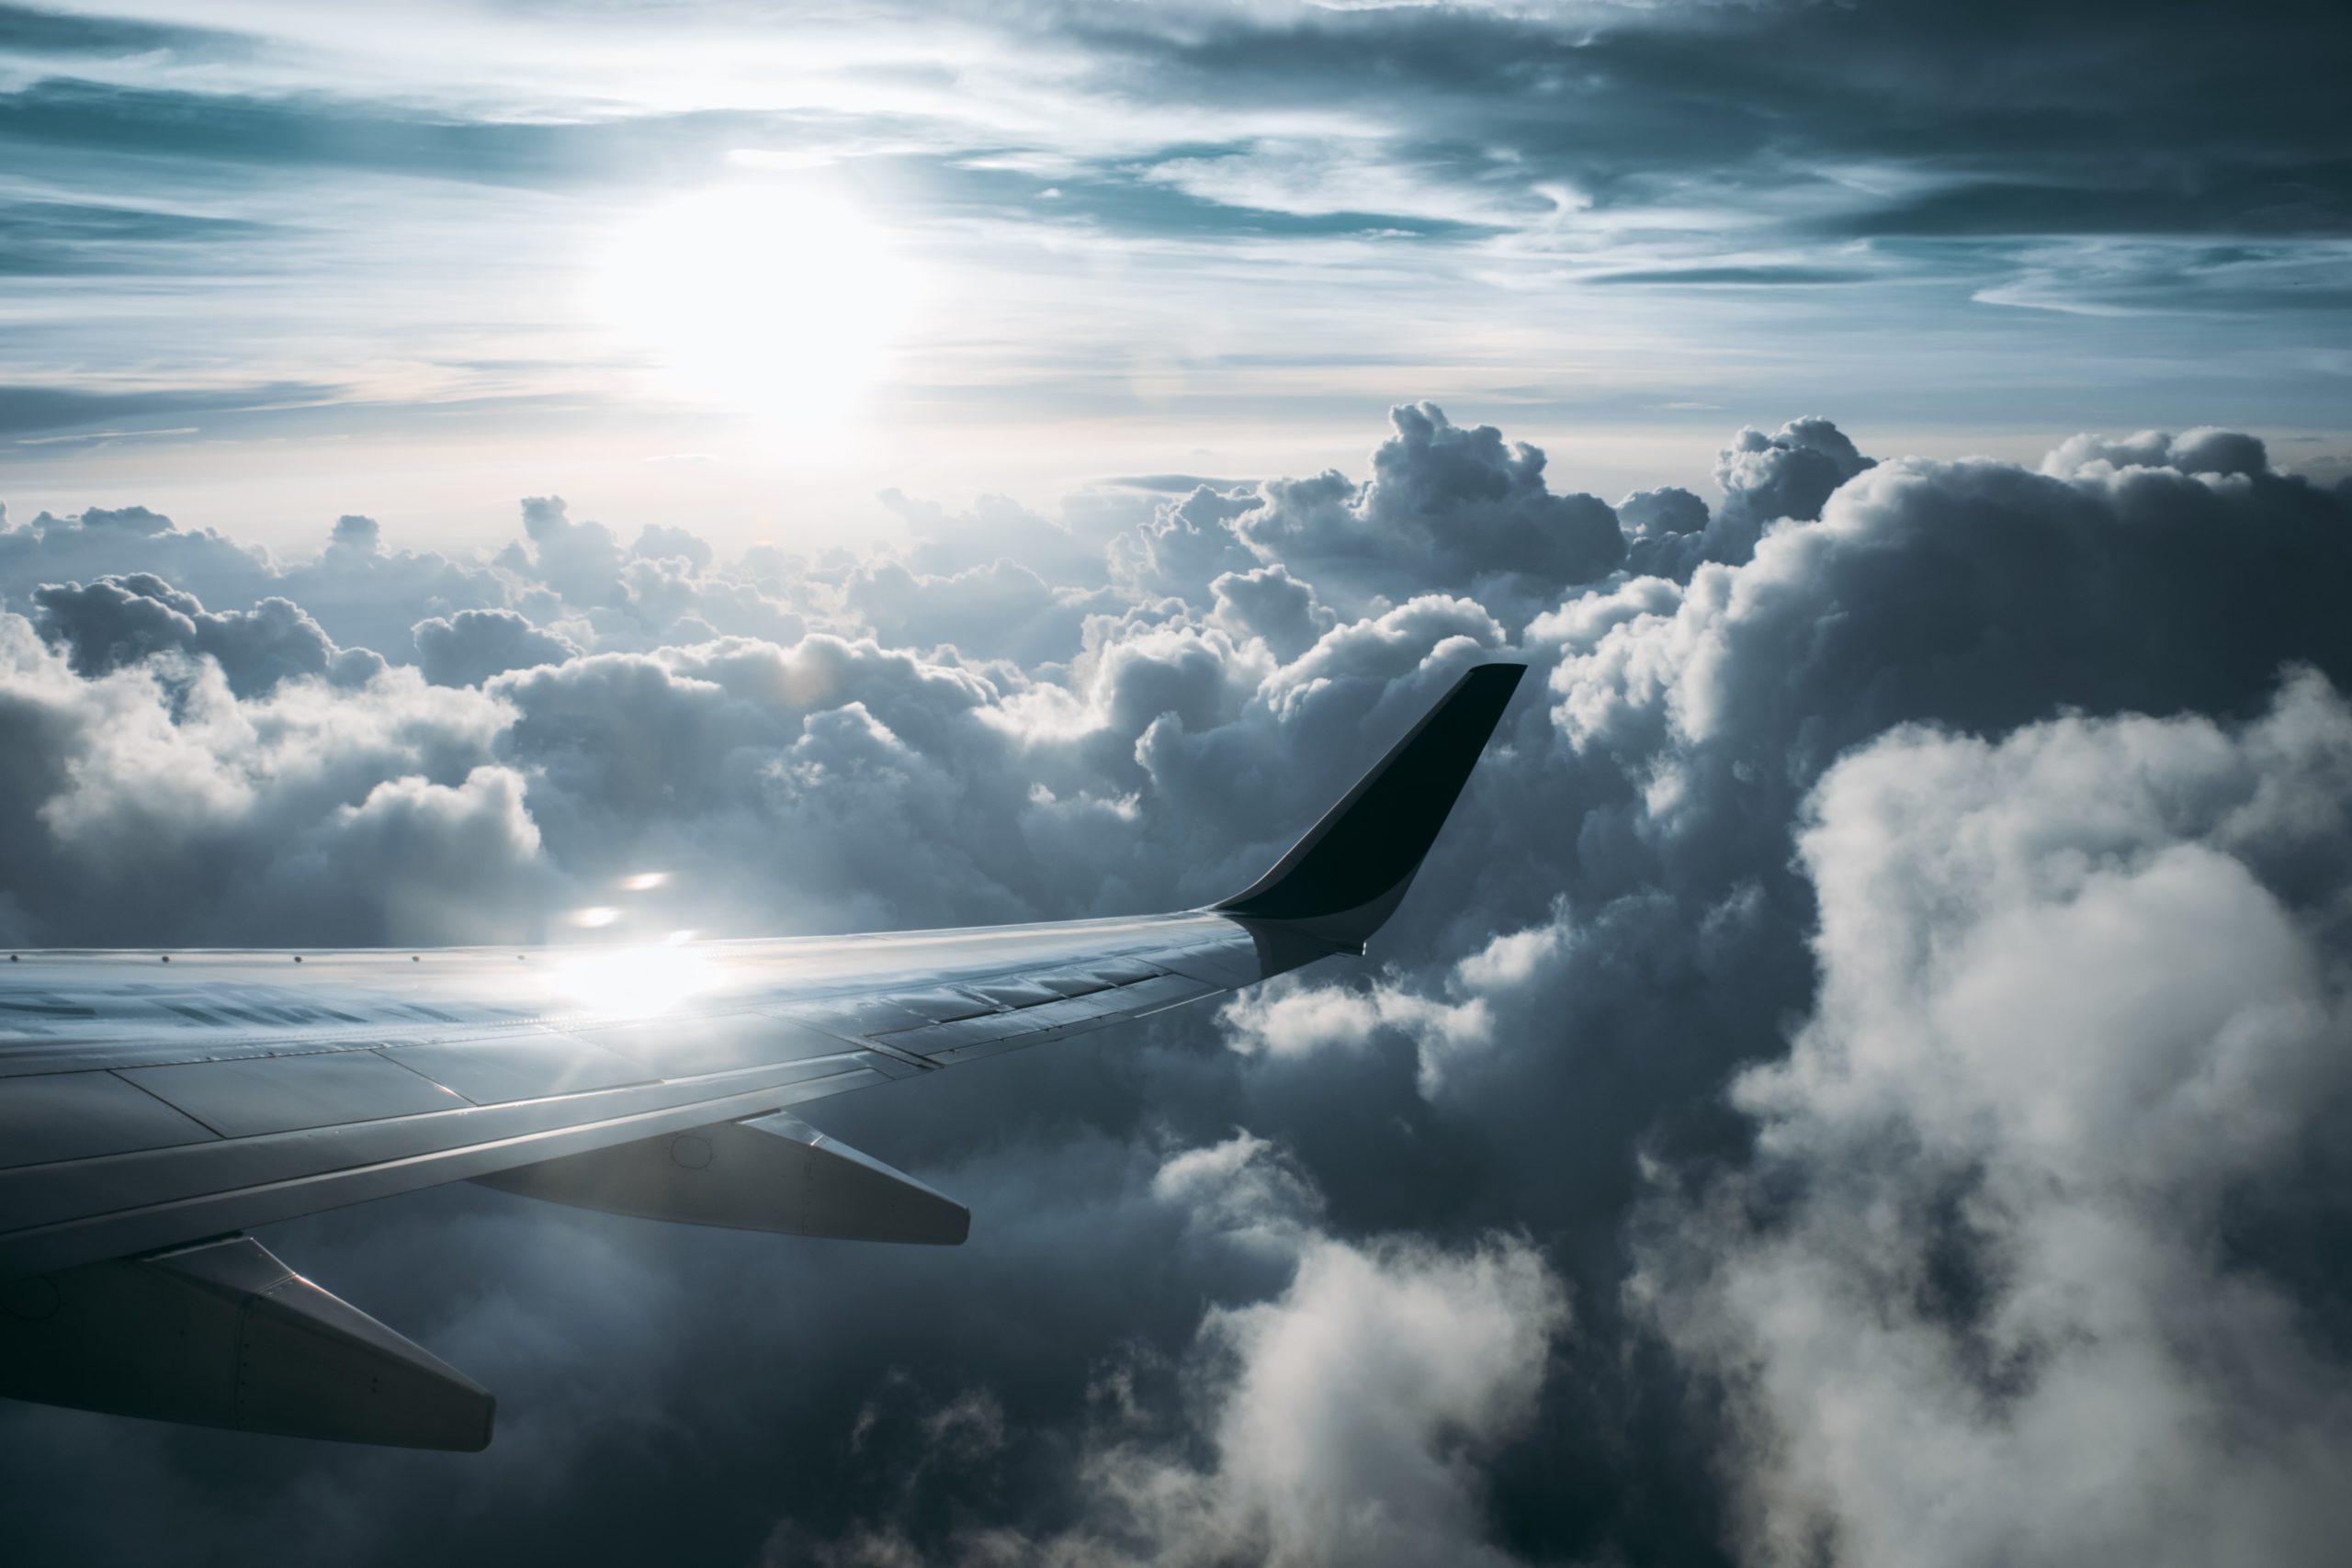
[3,0,2348,546]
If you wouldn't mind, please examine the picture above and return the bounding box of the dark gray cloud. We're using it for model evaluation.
[413,607,578,688]
[0,197,276,276]
[1055,0,2352,248]
[4,0,2339,315]
[0,379,336,438]
[1708,416,1876,563]
[0,495,820,664]
[3,404,2351,1568]
[1829,169,2352,240]
[1583,265,1874,287]
[1209,563,1335,662]
[1616,484,1713,580]
[1113,403,1627,629]
[0,2,245,59]
[30,572,356,696]
[1245,401,1626,611]
[1111,482,1267,601]
[0,76,764,190]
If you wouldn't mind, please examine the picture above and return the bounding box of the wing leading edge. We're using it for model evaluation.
[0,662,1525,1447]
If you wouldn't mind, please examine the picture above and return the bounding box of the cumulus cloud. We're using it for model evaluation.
[0,613,532,944]
[1633,674,2352,1568]
[501,494,628,607]
[631,521,715,570]
[329,513,381,554]
[30,572,356,696]
[413,606,579,687]
[1616,484,1713,580]
[1207,564,1337,662]
[1063,1229,1566,1568]
[2,500,278,612]
[1612,416,1876,585]
[1168,410,2352,1565]
[2041,426,2274,480]
[1110,404,1632,626]
[1111,482,1267,602]
[1541,441,2352,841]
[1,499,516,658]
[777,1134,1569,1568]
[1238,402,1626,622]
[1706,415,1875,564]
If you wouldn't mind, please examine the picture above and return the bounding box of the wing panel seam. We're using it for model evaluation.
[104,1066,231,1140]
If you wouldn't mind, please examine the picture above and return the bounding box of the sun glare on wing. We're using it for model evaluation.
[596,186,915,429]
[551,941,719,1020]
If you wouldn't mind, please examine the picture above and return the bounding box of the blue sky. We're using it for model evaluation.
[3,0,2348,546]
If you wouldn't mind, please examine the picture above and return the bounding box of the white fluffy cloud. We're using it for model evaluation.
[1079,1228,1565,1568]
[1110,404,1634,626]
[1632,674,2352,1568]
[1238,402,1627,619]
[776,1133,1569,1568]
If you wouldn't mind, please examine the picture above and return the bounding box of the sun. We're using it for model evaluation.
[596,186,916,428]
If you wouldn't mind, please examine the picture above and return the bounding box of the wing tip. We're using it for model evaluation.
[1215,659,1527,940]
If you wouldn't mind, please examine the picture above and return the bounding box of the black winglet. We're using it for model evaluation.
[1215,662,1525,948]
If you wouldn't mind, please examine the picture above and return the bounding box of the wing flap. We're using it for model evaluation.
[477,1111,969,1246]
[0,1058,893,1279]
[0,1234,492,1451]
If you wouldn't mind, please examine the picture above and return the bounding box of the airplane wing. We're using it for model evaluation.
[0,662,1524,1450]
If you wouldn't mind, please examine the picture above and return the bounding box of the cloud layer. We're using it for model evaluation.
[3,403,2349,1567]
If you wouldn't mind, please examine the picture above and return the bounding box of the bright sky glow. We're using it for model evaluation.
[0,1,2345,542]
[594,186,918,436]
